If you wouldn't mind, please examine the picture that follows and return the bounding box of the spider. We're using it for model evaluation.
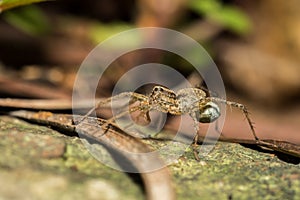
[83,85,258,160]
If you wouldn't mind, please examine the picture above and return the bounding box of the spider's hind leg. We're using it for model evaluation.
[207,97,259,141]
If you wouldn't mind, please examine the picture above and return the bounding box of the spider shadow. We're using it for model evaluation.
[240,143,300,165]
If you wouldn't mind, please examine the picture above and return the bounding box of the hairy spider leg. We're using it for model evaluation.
[188,110,201,161]
[79,92,148,125]
[206,97,259,141]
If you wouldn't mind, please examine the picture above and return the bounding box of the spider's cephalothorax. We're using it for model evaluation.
[148,86,179,114]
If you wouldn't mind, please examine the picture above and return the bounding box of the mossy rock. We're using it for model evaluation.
[0,116,299,200]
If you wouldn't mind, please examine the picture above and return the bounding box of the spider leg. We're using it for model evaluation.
[106,105,143,124]
[101,106,154,140]
[207,97,259,141]
[190,111,201,161]
[78,92,148,125]
[100,93,151,132]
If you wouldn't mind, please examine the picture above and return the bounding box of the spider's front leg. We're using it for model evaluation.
[101,92,150,125]
[78,92,148,125]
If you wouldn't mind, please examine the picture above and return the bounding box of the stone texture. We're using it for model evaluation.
[0,115,299,200]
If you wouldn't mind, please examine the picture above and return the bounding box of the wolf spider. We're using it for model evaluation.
[83,85,258,160]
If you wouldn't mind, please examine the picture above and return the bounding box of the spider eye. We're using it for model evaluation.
[196,102,220,123]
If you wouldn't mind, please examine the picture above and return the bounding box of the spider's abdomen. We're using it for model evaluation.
[196,102,220,123]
